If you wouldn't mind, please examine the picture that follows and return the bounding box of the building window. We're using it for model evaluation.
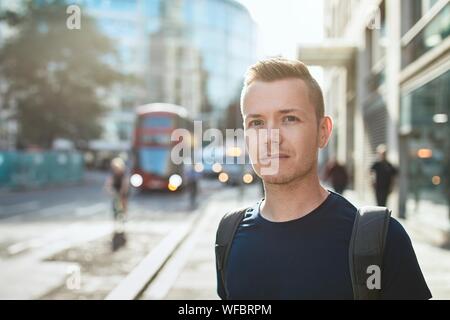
[401,70,449,206]
[401,2,450,68]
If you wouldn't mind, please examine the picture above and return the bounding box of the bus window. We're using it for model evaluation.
[139,147,170,176]
[141,116,173,128]
[140,134,171,145]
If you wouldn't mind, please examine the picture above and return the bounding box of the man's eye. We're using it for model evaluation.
[283,115,299,123]
[248,119,264,127]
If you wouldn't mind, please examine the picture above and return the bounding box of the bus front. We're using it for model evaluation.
[131,112,181,191]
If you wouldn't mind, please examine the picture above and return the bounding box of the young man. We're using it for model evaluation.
[216,57,431,300]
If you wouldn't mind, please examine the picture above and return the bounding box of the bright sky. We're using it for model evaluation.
[236,0,324,58]
[236,0,325,85]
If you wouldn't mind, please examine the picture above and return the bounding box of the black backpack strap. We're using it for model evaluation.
[349,206,391,300]
[215,207,248,300]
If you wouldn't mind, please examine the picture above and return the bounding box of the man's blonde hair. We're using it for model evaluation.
[241,57,325,122]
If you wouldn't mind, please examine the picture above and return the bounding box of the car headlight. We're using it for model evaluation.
[169,174,183,188]
[243,173,253,184]
[218,172,229,183]
[168,184,178,191]
[212,163,222,173]
[130,174,143,187]
[226,147,242,157]
[194,163,204,172]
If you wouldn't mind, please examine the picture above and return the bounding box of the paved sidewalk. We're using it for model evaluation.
[141,185,261,300]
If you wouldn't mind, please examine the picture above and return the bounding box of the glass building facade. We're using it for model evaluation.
[182,0,256,111]
[401,70,449,208]
[316,0,449,224]
[402,1,450,68]
[80,0,257,121]
[399,0,450,220]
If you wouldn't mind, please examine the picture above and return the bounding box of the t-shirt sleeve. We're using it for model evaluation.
[380,218,432,300]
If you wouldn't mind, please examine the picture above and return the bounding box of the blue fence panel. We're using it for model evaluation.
[0,151,84,189]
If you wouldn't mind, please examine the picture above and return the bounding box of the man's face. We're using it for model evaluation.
[242,78,331,185]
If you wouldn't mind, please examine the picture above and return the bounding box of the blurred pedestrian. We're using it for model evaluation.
[104,157,129,251]
[104,157,129,221]
[186,164,200,209]
[370,145,398,207]
[323,158,348,195]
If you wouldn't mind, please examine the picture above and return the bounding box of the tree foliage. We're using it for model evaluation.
[0,1,127,148]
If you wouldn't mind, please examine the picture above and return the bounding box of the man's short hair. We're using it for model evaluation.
[241,57,325,122]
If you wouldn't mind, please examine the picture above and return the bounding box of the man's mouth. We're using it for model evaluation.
[259,153,290,161]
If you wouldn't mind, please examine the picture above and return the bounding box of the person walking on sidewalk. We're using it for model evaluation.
[370,145,398,207]
[186,164,200,210]
[323,158,349,195]
[104,157,130,251]
[215,58,431,300]
[104,157,130,221]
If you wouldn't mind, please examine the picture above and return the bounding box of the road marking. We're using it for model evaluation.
[75,203,107,217]
[6,220,111,257]
[0,201,40,218]
[39,203,77,217]
[6,202,108,256]
[7,238,46,255]
[0,202,75,222]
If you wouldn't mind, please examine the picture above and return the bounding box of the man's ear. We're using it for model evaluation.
[318,116,333,149]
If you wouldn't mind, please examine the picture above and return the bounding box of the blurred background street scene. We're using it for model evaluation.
[0,0,449,300]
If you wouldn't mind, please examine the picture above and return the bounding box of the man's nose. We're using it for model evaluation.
[262,125,282,152]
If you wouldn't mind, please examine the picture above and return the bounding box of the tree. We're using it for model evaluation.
[0,1,128,148]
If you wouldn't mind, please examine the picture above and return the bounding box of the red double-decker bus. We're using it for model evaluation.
[130,103,193,191]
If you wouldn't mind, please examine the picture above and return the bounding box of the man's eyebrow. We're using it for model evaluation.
[277,108,304,114]
[244,108,306,119]
[244,113,263,119]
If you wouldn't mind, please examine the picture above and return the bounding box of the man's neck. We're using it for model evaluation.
[260,171,330,223]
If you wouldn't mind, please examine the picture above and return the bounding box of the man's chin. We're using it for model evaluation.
[260,173,297,185]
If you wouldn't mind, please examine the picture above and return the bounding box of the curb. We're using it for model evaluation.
[104,189,236,300]
[105,222,194,300]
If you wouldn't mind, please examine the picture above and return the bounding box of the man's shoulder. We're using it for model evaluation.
[223,205,251,217]
[328,191,358,216]
[216,205,251,242]
[330,194,410,244]
[218,205,251,226]
[385,217,411,247]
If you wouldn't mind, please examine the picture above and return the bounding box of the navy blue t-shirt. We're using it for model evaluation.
[217,191,431,300]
